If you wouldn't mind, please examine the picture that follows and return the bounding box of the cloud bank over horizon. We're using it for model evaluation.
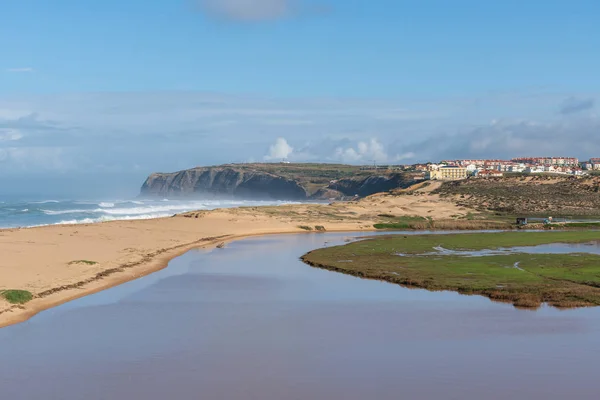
[0,90,598,196]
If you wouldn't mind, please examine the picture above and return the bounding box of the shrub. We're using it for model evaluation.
[2,290,33,304]
[68,260,98,265]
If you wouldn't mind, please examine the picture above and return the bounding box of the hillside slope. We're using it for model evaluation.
[434,175,600,215]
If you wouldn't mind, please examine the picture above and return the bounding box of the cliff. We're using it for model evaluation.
[140,163,421,200]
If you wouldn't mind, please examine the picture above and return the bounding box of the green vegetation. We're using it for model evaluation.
[373,215,512,230]
[315,225,326,232]
[298,225,314,231]
[1,290,33,304]
[228,163,376,196]
[302,231,600,308]
[374,215,430,229]
[68,260,98,265]
[563,222,600,228]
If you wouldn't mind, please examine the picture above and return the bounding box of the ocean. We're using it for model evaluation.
[0,198,298,229]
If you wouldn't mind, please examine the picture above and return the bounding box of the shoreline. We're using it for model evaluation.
[0,188,496,329]
[301,231,600,309]
[0,227,372,329]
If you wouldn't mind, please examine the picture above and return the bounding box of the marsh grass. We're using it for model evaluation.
[563,222,600,228]
[1,289,33,304]
[374,216,511,231]
[302,231,600,309]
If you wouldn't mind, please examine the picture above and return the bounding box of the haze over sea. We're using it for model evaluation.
[0,198,296,229]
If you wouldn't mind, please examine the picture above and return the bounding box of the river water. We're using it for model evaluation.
[1,232,599,399]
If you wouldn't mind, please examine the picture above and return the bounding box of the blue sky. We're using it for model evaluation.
[1,0,600,197]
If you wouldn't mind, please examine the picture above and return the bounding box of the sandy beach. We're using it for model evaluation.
[0,187,468,328]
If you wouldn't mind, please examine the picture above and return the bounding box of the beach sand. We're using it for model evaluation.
[0,187,467,328]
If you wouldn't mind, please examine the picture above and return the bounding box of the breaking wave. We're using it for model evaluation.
[2,198,302,228]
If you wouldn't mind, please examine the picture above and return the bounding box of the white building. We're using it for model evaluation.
[509,163,526,173]
[525,166,545,174]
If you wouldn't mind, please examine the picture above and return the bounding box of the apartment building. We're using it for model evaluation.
[427,166,468,180]
[512,157,579,166]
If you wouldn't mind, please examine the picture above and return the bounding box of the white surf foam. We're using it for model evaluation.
[55,213,175,225]
[42,209,89,215]
[20,199,302,228]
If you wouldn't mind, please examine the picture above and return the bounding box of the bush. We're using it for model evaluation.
[2,290,33,304]
[68,260,98,265]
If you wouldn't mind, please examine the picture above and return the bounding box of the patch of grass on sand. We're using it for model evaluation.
[1,290,33,304]
[315,225,326,232]
[298,225,313,231]
[68,260,98,265]
[373,215,511,230]
[374,215,431,230]
[302,231,600,309]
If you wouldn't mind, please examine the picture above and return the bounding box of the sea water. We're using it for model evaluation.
[0,198,301,228]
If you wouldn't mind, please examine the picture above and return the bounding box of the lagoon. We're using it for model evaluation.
[1,232,599,399]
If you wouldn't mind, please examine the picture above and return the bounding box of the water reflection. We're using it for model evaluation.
[1,232,599,399]
[397,241,600,257]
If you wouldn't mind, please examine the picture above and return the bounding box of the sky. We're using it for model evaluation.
[1,0,600,198]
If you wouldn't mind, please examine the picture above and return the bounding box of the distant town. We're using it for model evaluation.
[360,157,600,181]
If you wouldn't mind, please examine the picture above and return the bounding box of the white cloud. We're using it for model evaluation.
[405,117,600,162]
[333,138,392,163]
[0,128,23,142]
[0,147,72,172]
[6,67,34,73]
[264,137,294,160]
[199,0,290,21]
[0,90,599,181]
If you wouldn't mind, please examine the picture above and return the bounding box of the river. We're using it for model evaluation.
[1,232,599,399]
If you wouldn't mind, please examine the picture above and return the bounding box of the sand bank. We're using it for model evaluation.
[0,188,467,328]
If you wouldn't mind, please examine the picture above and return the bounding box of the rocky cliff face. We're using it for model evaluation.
[140,165,419,200]
[141,167,308,200]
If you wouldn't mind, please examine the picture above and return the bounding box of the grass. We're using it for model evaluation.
[373,215,512,230]
[563,222,600,228]
[1,289,33,304]
[373,215,431,229]
[68,260,98,265]
[301,231,600,309]
[315,225,326,232]
[298,225,314,231]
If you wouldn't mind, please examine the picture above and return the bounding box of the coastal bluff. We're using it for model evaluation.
[140,163,420,200]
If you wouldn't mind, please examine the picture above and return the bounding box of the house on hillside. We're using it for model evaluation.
[509,163,526,173]
[590,158,600,170]
[525,165,545,174]
[475,170,503,178]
